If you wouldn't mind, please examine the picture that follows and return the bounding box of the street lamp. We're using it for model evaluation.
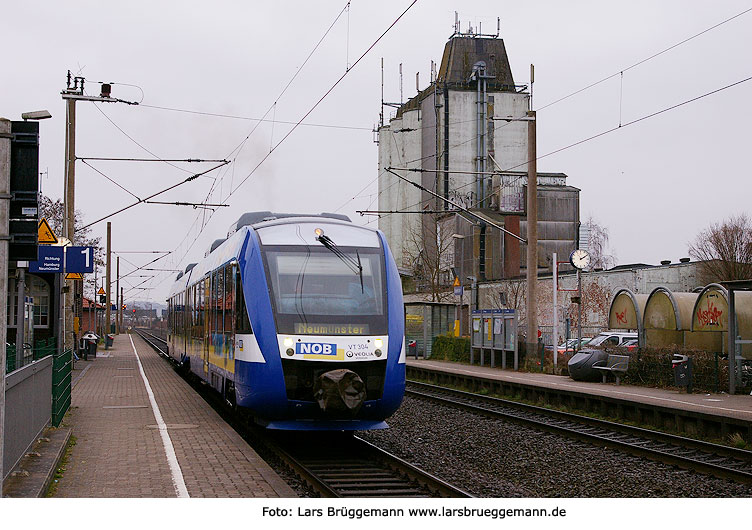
[15,110,51,370]
[491,110,538,366]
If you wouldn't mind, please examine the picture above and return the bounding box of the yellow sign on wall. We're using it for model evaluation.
[38,218,58,244]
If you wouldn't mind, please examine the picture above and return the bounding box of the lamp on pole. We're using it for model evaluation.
[490,110,537,366]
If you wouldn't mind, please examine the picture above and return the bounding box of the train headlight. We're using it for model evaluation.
[374,349,382,357]
[286,348,295,356]
[283,337,293,348]
[374,339,383,348]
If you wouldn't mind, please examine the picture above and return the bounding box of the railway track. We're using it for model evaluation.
[132,328,470,497]
[406,380,752,484]
[133,328,168,354]
[266,431,471,498]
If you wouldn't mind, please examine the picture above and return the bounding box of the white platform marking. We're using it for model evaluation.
[129,334,190,498]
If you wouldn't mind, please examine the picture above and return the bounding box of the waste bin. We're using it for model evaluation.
[408,340,418,359]
[81,331,99,360]
[105,334,114,348]
[672,354,692,393]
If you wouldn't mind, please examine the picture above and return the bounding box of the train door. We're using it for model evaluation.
[202,277,210,376]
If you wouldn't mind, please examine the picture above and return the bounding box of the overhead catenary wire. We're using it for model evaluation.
[148,0,420,297]
[336,7,752,221]
[228,0,419,198]
[384,168,526,243]
[376,73,752,221]
[78,161,229,231]
[536,5,752,111]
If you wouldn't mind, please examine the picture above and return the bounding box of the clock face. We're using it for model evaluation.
[570,249,591,269]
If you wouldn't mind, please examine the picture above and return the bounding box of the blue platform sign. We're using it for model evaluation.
[66,246,95,273]
[29,246,64,273]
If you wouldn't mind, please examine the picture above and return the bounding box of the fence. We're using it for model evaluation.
[3,355,53,480]
[5,337,57,375]
[52,349,73,428]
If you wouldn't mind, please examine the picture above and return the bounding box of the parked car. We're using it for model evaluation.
[621,338,639,351]
[545,337,592,355]
[586,331,638,348]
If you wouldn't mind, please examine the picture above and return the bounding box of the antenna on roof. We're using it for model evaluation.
[380,57,384,127]
[496,17,500,38]
[416,72,419,93]
[399,63,403,105]
[454,11,459,35]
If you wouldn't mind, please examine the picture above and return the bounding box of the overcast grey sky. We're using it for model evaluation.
[5,0,752,305]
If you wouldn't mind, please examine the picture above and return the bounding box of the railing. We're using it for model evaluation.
[52,348,73,428]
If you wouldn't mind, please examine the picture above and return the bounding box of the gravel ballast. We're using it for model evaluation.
[358,396,752,498]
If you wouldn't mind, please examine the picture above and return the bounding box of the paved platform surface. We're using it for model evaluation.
[407,359,752,424]
[2,426,71,497]
[53,333,296,498]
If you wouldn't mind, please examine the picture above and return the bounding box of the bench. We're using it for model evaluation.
[592,354,630,385]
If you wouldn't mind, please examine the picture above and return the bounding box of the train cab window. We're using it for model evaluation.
[235,266,252,335]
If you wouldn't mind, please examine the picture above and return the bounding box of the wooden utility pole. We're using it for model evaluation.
[526,107,538,364]
[62,71,118,351]
[105,222,111,347]
[63,97,76,352]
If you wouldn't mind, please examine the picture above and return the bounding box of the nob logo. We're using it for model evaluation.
[296,342,337,356]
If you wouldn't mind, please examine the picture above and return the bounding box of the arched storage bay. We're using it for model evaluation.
[608,289,647,346]
[643,288,703,348]
[691,283,752,359]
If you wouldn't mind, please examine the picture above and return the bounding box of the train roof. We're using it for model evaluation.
[168,216,382,299]
[227,211,350,237]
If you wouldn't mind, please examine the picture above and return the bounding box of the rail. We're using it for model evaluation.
[406,380,752,484]
[132,328,471,497]
[267,432,472,498]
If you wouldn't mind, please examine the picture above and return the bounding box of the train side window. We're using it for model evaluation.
[235,266,252,335]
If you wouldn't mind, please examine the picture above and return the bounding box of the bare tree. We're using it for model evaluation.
[584,216,617,270]
[404,213,455,301]
[40,194,104,298]
[688,214,752,283]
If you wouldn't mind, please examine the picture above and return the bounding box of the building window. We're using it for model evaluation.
[30,276,50,327]
[6,275,50,328]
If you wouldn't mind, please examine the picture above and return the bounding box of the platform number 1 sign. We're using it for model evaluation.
[66,246,95,273]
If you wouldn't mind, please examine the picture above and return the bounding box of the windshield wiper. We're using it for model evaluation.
[316,233,364,293]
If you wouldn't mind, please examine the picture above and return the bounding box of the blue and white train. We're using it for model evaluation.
[166,212,405,430]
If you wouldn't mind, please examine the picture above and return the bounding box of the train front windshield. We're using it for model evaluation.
[264,247,387,335]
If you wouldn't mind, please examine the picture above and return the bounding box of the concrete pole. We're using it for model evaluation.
[120,286,124,332]
[1,117,12,493]
[116,256,120,334]
[105,222,111,346]
[93,265,98,338]
[525,110,538,362]
[728,290,736,395]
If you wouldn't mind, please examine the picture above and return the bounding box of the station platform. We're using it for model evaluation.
[406,358,752,427]
[51,333,296,498]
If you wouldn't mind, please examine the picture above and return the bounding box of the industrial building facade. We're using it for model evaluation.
[377,31,580,293]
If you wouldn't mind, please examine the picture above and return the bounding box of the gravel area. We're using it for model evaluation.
[358,396,752,498]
